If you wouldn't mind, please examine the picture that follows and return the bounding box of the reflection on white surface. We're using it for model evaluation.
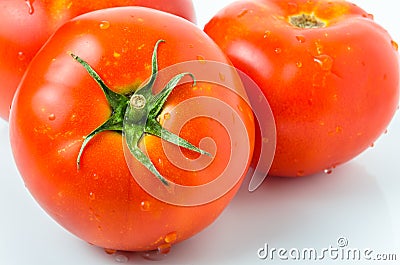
[1,0,400,264]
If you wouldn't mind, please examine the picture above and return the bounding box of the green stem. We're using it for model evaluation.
[70,39,210,185]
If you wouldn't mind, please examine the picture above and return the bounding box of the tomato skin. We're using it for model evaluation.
[0,0,195,121]
[205,0,399,177]
[10,7,254,251]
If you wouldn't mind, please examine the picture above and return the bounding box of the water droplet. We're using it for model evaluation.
[274,48,282,54]
[140,201,151,211]
[93,173,99,180]
[196,55,206,64]
[391,40,398,51]
[296,61,303,68]
[99,20,110,30]
[25,0,34,14]
[141,250,167,261]
[263,30,271,39]
[296,170,305,177]
[48,113,56,121]
[89,192,96,201]
[163,112,171,120]
[295,35,306,43]
[324,168,333,174]
[164,232,177,244]
[362,13,374,20]
[157,243,171,254]
[114,254,129,263]
[104,248,117,255]
[314,54,333,71]
[113,51,121,58]
[17,51,26,61]
[237,9,248,18]
[328,126,343,136]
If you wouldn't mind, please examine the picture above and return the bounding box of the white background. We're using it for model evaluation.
[1,0,399,264]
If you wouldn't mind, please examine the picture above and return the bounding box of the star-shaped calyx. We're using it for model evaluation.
[70,39,210,185]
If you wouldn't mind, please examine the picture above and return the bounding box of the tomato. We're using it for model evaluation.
[0,0,196,121]
[205,0,399,177]
[9,7,255,252]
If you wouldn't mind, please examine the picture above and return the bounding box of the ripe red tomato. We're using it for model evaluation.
[0,0,196,120]
[9,7,254,252]
[205,0,399,177]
